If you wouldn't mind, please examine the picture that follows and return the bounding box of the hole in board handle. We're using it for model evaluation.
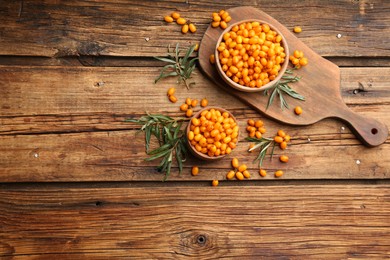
[371,128,378,135]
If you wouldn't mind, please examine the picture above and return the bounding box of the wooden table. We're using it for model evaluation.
[1,1,389,258]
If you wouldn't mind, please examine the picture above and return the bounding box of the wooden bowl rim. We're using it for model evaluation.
[186,107,239,161]
[215,18,290,93]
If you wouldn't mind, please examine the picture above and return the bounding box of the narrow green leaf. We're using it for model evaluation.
[266,86,278,110]
[147,143,171,155]
[153,56,176,64]
[145,149,170,161]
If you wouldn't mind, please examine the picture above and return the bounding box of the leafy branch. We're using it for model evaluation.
[246,136,275,168]
[126,114,189,181]
[154,43,199,89]
[264,69,305,110]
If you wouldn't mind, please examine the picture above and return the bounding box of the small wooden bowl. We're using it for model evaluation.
[186,107,239,161]
[215,19,290,92]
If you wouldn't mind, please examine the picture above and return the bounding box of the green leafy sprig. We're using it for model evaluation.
[154,43,198,89]
[245,136,275,168]
[126,114,189,181]
[264,69,305,110]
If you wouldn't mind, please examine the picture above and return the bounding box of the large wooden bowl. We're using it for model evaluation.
[186,107,239,161]
[215,19,290,92]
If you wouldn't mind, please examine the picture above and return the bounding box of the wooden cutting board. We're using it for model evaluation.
[198,6,388,147]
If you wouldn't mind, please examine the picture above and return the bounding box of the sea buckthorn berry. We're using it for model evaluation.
[194,43,199,51]
[235,171,244,180]
[185,97,192,106]
[232,158,239,169]
[247,119,255,126]
[171,12,180,20]
[255,131,262,139]
[259,127,266,134]
[226,170,235,180]
[284,135,291,142]
[280,155,289,163]
[212,21,220,28]
[277,130,286,138]
[189,23,197,33]
[275,170,284,178]
[224,16,232,23]
[294,106,303,115]
[176,17,186,25]
[182,24,189,34]
[274,136,284,143]
[164,16,174,23]
[200,98,208,107]
[238,164,247,172]
[212,180,219,187]
[259,169,267,177]
[219,10,225,16]
[293,50,303,59]
[255,120,263,128]
[280,141,287,150]
[191,166,199,176]
[293,26,302,33]
[209,54,215,64]
[191,99,198,107]
[180,103,188,111]
[299,57,308,66]
[169,95,178,103]
[220,21,228,29]
[167,87,176,96]
[186,109,193,117]
[243,170,251,178]
[213,15,221,22]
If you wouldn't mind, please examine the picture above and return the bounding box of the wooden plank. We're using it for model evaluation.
[0,127,389,182]
[0,0,389,57]
[0,66,389,123]
[0,185,389,258]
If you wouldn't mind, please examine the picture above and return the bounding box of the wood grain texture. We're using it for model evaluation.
[198,6,388,146]
[1,66,389,131]
[0,185,389,258]
[0,128,388,182]
[0,0,389,58]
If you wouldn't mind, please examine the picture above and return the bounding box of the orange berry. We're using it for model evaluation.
[191,166,199,176]
[180,103,188,111]
[169,95,178,103]
[171,12,180,20]
[181,24,189,34]
[167,87,175,96]
[226,170,235,180]
[185,97,192,106]
[277,130,286,138]
[259,169,267,177]
[200,98,208,107]
[164,16,174,23]
[212,180,219,187]
[212,21,220,28]
[293,26,302,33]
[209,54,215,64]
[176,17,186,25]
[238,164,247,172]
[247,119,255,126]
[220,21,227,29]
[186,109,193,117]
[294,106,303,115]
[191,99,198,108]
[232,158,239,169]
[235,171,244,180]
[274,136,284,143]
[280,155,289,163]
[189,23,197,33]
[280,141,287,150]
[274,170,284,178]
[243,170,251,178]
[284,135,291,142]
[254,120,263,128]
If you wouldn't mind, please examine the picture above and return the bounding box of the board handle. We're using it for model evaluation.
[336,105,388,147]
